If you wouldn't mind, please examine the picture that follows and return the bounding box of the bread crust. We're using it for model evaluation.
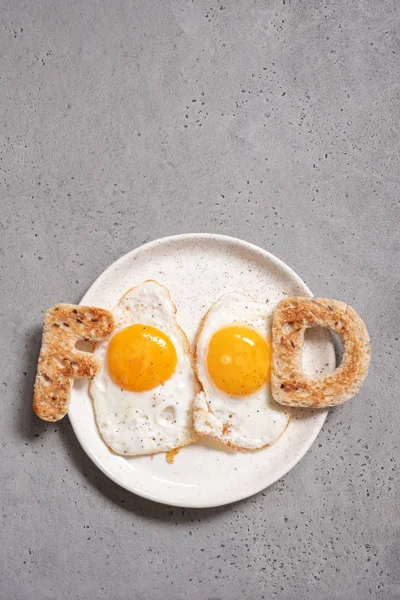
[33,304,114,421]
[271,297,370,408]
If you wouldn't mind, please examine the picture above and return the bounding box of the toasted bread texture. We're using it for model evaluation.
[33,304,114,421]
[271,297,370,408]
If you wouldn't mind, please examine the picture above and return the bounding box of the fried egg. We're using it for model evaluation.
[90,281,199,456]
[194,292,291,450]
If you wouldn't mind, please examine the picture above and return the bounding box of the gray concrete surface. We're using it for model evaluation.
[1,0,399,598]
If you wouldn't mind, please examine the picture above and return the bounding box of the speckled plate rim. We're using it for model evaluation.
[69,233,330,508]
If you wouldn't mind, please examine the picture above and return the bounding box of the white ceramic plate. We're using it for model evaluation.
[69,234,335,508]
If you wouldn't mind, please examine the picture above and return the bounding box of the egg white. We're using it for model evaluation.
[194,292,291,450]
[90,281,199,456]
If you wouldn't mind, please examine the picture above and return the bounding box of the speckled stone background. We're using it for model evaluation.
[1,0,399,598]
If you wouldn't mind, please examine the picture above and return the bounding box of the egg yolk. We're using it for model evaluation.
[107,324,177,392]
[207,326,271,397]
